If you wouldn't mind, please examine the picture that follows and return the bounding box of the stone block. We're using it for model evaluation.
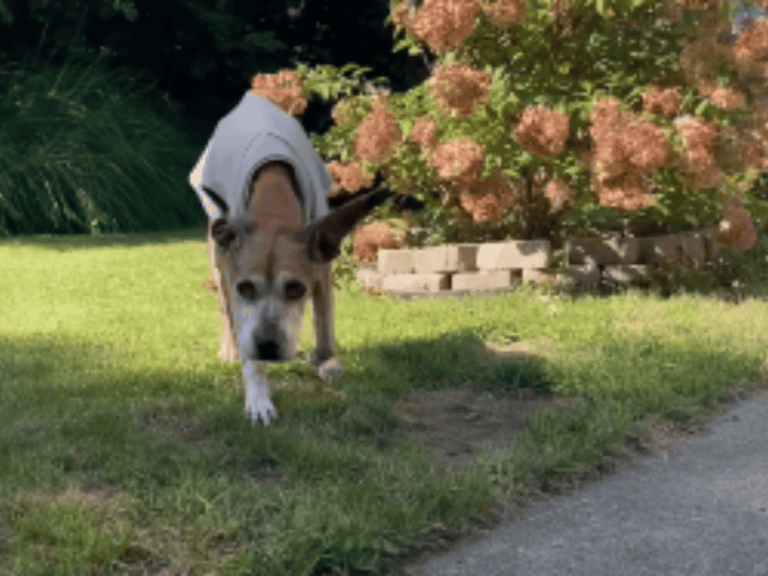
[522,268,559,285]
[602,264,652,284]
[476,240,551,270]
[451,269,514,291]
[561,262,600,286]
[638,232,706,267]
[378,249,414,274]
[702,226,724,261]
[682,230,711,266]
[412,244,479,273]
[382,273,450,294]
[356,267,384,289]
[569,236,640,265]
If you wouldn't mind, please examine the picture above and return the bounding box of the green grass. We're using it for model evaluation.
[2,231,768,574]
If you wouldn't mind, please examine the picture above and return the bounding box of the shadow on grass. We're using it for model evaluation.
[2,323,760,492]
[0,227,207,251]
[346,329,555,396]
[0,334,280,495]
[0,328,553,481]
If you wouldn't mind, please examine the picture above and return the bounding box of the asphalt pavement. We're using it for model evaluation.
[404,388,768,576]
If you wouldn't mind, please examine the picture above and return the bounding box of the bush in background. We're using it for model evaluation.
[269,0,768,251]
[0,49,204,234]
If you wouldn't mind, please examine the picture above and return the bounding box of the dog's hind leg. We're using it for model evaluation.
[310,264,342,382]
[207,225,239,362]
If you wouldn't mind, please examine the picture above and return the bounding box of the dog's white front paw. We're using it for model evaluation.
[242,360,275,425]
[245,397,277,426]
[317,357,342,382]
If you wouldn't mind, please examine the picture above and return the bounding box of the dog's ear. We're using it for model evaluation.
[328,171,386,209]
[298,184,392,263]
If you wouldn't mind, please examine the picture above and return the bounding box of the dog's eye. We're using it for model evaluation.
[284,280,306,301]
[237,280,257,301]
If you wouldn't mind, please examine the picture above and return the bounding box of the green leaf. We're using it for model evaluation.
[694,99,709,116]
[395,38,416,54]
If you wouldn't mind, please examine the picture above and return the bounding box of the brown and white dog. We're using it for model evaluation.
[202,165,388,425]
[190,93,390,425]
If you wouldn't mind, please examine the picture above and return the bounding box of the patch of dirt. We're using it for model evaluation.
[11,483,125,515]
[391,338,571,474]
[404,342,768,478]
[626,415,710,458]
[140,408,210,442]
[393,387,569,474]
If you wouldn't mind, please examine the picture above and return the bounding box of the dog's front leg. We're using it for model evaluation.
[310,264,342,382]
[242,359,276,425]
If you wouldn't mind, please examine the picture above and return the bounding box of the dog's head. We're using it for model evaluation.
[205,182,390,362]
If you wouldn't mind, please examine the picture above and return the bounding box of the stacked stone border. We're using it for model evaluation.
[355,226,725,296]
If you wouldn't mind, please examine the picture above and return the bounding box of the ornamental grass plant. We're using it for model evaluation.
[0,47,203,235]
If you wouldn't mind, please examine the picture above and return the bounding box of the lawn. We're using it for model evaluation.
[1,230,767,575]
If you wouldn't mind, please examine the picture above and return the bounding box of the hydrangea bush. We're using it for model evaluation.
[250,0,768,253]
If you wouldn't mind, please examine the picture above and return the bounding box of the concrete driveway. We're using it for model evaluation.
[404,387,768,576]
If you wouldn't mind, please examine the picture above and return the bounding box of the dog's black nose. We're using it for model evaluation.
[256,340,280,361]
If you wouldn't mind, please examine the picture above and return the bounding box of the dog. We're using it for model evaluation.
[190,92,389,425]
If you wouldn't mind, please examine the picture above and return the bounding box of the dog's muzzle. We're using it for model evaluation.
[256,340,281,360]
[254,322,284,361]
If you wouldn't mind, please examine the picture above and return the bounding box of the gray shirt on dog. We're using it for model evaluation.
[189,92,331,223]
